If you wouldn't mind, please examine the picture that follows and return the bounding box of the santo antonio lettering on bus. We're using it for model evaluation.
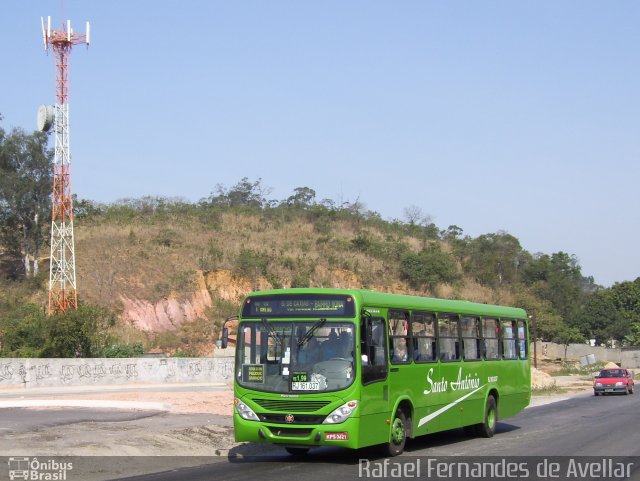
[424,367,482,394]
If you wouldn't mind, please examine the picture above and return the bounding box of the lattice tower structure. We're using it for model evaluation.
[42,18,89,315]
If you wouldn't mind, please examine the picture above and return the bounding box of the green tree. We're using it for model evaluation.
[623,324,640,347]
[44,305,116,357]
[0,304,48,357]
[0,303,117,358]
[286,186,316,207]
[575,290,626,345]
[554,324,585,360]
[512,288,563,341]
[442,225,463,241]
[578,278,640,345]
[463,232,524,287]
[0,123,53,278]
[234,248,269,283]
[523,252,590,325]
[73,195,105,219]
[608,278,640,326]
[400,244,458,290]
[209,177,272,209]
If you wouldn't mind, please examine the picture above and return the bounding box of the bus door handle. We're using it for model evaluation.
[390,368,399,372]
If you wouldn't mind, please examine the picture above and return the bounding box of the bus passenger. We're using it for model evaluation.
[392,338,408,362]
[321,331,340,360]
[298,338,320,364]
[337,331,353,359]
[414,337,433,361]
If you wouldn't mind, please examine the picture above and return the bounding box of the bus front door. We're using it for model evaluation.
[358,316,390,447]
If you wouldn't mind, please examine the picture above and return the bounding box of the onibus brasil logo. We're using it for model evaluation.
[7,457,73,481]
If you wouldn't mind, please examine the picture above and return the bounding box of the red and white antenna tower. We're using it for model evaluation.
[38,15,90,315]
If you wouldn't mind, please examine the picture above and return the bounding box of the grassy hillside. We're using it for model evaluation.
[74,201,508,308]
[2,181,610,356]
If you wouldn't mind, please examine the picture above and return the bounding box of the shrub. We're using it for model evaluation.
[400,245,458,290]
[153,229,182,248]
[234,248,269,279]
[101,342,144,358]
[0,304,117,358]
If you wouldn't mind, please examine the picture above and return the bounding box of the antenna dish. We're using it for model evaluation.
[37,105,54,132]
[67,20,71,42]
[86,21,90,46]
[47,16,51,39]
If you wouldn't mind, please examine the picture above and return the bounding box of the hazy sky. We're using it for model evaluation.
[3,1,639,287]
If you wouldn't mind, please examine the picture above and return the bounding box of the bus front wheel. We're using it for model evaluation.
[384,409,407,457]
[477,395,497,438]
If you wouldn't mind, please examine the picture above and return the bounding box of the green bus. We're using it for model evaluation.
[229,288,530,456]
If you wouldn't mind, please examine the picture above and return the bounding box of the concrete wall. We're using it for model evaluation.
[3,343,639,389]
[0,354,235,389]
[532,341,640,368]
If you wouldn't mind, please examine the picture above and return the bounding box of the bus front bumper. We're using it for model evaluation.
[234,414,360,450]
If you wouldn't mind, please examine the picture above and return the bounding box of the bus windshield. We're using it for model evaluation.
[236,320,355,394]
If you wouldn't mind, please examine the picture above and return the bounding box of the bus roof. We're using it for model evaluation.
[243,288,527,319]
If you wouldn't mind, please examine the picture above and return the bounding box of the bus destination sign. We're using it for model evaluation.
[242,294,355,318]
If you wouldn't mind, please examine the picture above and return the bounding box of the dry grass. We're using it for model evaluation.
[72,209,525,328]
[74,210,414,308]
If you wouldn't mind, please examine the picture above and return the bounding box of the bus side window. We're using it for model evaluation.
[502,319,517,359]
[517,320,527,359]
[461,316,480,361]
[438,313,460,361]
[482,317,500,360]
[412,311,436,362]
[389,311,410,364]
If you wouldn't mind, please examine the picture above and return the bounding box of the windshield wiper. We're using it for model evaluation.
[261,317,283,348]
[297,318,327,348]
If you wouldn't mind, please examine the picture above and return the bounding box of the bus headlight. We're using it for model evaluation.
[234,398,259,421]
[323,400,358,424]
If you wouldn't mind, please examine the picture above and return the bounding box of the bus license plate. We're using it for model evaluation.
[291,381,320,391]
[325,432,349,441]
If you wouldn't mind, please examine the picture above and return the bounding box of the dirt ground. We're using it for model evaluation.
[41,387,236,416]
[0,384,240,458]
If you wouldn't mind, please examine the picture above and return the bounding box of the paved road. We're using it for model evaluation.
[104,392,640,481]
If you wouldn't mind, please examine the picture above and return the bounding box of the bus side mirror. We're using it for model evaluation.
[221,327,229,349]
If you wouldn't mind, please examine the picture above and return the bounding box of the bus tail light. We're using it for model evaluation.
[322,400,358,424]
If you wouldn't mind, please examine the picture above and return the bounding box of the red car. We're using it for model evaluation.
[593,368,635,395]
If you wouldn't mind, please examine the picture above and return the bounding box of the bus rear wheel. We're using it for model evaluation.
[384,409,407,457]
[476,395,497,438]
